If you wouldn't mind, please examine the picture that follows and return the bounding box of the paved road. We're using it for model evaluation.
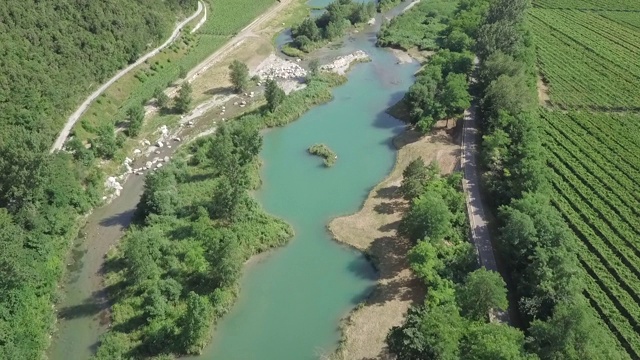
[461,97,511,323]
[49,1,204,153]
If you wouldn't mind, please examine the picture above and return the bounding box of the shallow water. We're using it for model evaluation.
[188,20,418,360]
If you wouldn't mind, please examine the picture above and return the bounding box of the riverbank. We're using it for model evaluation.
[328,126,460,360]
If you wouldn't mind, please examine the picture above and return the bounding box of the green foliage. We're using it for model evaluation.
[378,0,459,50]
[400,158,440,200]
[126,105,145,137]
[400,191,452,242]
[90,122,118,159]
[389,167,526,359]
[175,82,192,114]
[457,269,508,321]
[97,119,293,358]
[308,143,337,167]
[154,88,170,109]
[402,50,473,132]
[377,0,404,13]
[290,0,375,52]
[387,303,463,360]
[265,79,286,112]
[229,60,250,94]
[460,323,532,360]
[528,298,628,360]
[473,0,628,357]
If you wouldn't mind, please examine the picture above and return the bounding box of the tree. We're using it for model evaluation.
[408,238,444,285]
[399,191,452,242]
[400,158,428,200]
[229,60,250,93]
[477,51,524,89]
[476,20,523,59]
[126,105,144,137]
[439,73,471,118]
[180,292,214,354]
[309,59,320,77]
[154,88,170,109]
[175,82,192,113]
[295,17,321,42]
[460,323,532,360]
[444,30,473,52]
[528,298,627,360]
[265,79,286,112]
[387,304,463,360]
[457,268,508,321]
[90,122,118,159]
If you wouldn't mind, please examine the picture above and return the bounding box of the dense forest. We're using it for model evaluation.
[383,0,627,358]
[0,1,196,358]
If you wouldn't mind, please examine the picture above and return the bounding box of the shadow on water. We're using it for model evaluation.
[98,208,136,228]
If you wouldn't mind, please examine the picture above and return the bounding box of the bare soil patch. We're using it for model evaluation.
[328,128,460,360]
[537,75,550,106]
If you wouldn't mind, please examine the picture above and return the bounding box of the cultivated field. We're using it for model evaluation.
[532,0,640,357]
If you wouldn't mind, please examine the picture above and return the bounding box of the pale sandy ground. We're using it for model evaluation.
[390,48,414,64]
[537,75,550,106]
[328,126,460,360]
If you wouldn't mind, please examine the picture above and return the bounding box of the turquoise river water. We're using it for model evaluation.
[188,20,419,360]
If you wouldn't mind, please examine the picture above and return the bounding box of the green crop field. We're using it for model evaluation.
[530,9,640,109]
[532,0,640,357]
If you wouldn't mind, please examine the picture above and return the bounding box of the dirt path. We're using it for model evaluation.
[328,129,460,360]
[174,0,295,94]
[50,1,204,153]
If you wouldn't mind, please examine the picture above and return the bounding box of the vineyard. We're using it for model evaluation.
[532,0,640,357]
[530,9,640,109]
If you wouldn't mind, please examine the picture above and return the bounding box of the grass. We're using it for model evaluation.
[308,143,337,167]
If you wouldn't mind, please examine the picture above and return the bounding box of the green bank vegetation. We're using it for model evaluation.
[0,1,200,358]
[308,144,337,167]
[385,0,628,358]
[94,71,346,358]
[378,0,479,131]
[388,159,532,359]
[283,0,376,57]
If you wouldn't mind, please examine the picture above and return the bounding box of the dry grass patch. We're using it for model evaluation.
[328,129,460,360]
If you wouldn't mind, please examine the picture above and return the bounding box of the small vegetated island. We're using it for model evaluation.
[308,143,337,167]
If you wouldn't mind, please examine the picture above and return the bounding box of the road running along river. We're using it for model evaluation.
[185,14,419,360]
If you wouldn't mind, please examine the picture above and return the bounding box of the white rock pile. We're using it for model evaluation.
[256,56,307,80]
[104,176,123,197]
[320,50,370,74]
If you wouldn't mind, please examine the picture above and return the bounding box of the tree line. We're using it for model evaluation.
[0,1,197,358]
[384,0,626,358]
[475,0,626,357]
[387,160,531,359]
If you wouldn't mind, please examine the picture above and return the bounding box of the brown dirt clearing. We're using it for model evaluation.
[328,128,460,360]
[537,75,550,106]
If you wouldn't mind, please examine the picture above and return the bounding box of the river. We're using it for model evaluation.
[187,9,419,360]
[49,1,418,359]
